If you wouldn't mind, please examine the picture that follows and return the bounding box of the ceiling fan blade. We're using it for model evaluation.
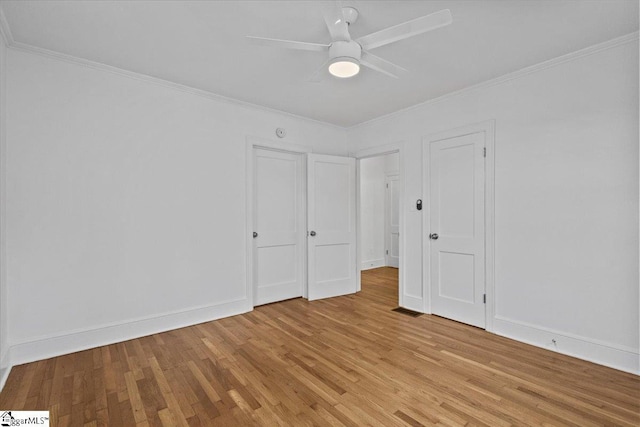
[307,58,332,83]
[357,9,452,51]
[323,1,351,41]
[360,51,407,79]
[246,36,329,52]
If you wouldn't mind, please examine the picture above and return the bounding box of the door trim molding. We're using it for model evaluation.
[422,121,495,331]
[245,136,312,308]
[353,143,406,306]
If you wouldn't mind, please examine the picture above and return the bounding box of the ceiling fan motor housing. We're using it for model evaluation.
[341,7,359,25]
[329,40,362,62]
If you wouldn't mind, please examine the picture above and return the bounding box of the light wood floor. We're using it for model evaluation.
[1,267,638,426]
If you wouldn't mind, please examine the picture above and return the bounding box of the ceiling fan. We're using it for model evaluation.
[247,4,452,81]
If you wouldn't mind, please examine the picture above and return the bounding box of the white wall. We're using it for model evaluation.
[348,39,639,374]
[0,29,8,387]
[360,153,398,269]
[5,48,348,366]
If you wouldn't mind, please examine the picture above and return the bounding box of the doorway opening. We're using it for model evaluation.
[358,152,401,307]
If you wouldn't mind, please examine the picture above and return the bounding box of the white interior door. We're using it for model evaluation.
[429,132,485,328]
[308,154,357,300]
[385,174,400,268]
[253,148,305,306]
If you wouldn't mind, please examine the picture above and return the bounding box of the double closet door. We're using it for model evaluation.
[253,149,356,306]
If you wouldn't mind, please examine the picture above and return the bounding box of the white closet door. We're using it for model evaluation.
[307,154,357,300]
[253,148,304,306]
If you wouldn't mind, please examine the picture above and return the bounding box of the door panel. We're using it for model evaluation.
[254,149,304,305]
[308,154,356,300]
[257,245,296,287]
[385,175,400,268]
[438,251,475,303]
[429,132,485,328]
[315,162,351,231]
[316,244,351,282]
[439,143,475,237]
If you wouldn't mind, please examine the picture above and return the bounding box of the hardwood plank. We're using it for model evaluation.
[123,371,147,424]
[1,267,638,426]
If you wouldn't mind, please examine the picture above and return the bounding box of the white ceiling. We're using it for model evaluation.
[1,1,638,127]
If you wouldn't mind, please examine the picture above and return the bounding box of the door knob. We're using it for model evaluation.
[253,232,258,238]
[310,231,316,236]
[429,233,439,240]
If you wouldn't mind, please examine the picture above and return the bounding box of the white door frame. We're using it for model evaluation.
[353,143,405,305]
[245,136,312,308]
[422,121,495,331]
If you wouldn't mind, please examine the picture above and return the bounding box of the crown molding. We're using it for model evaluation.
[5,40,344,131]
[0,0,637,132]
[348,31,640,130]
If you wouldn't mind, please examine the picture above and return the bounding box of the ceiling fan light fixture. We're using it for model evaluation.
[248,8,452,82]
[328,57,360,78]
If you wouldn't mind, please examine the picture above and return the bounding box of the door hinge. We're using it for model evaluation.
[386,250,389,255]
[386,183,389,188]
[483,147,486,157]
[483,294,486,304]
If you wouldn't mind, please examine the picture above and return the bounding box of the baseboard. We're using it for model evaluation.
[493,315,639,375]
[361,259,385,270]
[9,297,252,368]
[401,294,424,314]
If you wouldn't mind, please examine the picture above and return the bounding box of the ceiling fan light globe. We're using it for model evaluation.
[328,59,360,78]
